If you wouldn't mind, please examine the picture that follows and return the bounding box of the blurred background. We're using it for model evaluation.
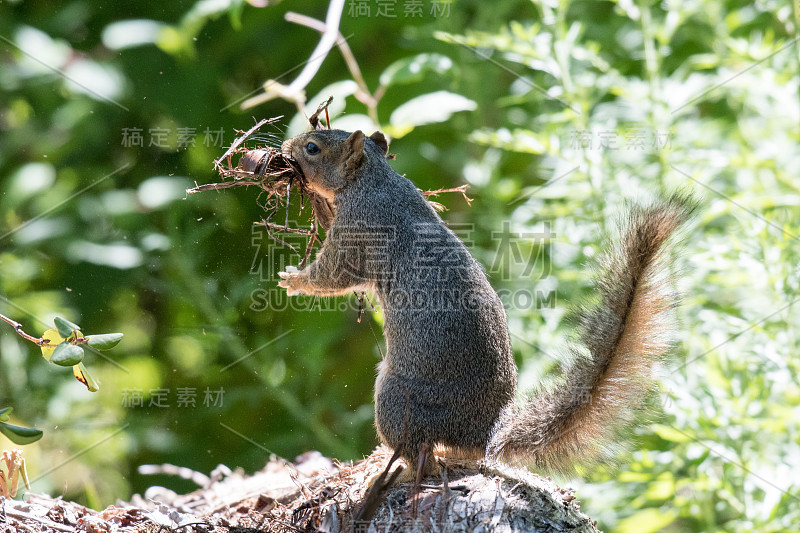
[1,0,798,531]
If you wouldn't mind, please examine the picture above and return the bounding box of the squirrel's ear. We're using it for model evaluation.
[343,130,366,172]
[369,131,389,155]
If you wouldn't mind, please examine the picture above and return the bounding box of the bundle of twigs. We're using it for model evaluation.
[187,98,471,268]
[188,116,305,199]
[187,100,337,266]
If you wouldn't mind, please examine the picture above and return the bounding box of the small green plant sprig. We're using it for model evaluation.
[39,316,123,392]
[0,313,123,445]
[0,407,42,445]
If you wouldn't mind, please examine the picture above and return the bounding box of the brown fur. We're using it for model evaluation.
[486,195,695,475]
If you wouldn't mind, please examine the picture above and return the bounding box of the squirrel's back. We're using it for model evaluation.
[331,150,518,458]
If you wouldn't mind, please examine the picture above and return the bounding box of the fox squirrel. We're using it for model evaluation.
[278,129,694,478]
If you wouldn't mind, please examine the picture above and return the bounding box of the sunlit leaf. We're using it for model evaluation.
[66,241,144,269]
[73,362,100,392]
[388,91,476,137]
[469,128,547,154]
[379,53,453,87]
[101,19,167,50]
[54,317,81,338]
[0,422,43,445]
[652,424,694,443]
[328,114,379,136]
[40,328,66,361]
[227,0,246,30]
[616,508,677,533]
[617,471,653,482]
[87,333,124,350]
[51,342,84,366]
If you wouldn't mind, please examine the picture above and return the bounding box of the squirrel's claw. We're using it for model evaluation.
[278,265,299,279]
[278,281,301,296]
[278,267,303,296]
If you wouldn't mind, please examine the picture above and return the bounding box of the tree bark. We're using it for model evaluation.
[1,448,599,532]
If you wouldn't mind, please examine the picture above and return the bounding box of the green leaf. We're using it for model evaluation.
[40,328,66,361]
[616,508,677,533]
[0,406,12,421]
[86,332,123,350]
[379,53,453,87]
[227,0,246,31]
[100,20,167,50]
[0,421,44,445]
[469,128,547,154]
[652,424,694,443]
[54,316,81,338]
[51,342,85,366]
[388,91,477,138]
[74,362,100,392]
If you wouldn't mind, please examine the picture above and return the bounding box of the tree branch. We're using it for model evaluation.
[242,0,346,110]
[0,313,47,346]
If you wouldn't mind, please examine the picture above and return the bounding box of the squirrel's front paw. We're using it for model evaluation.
[278,265,303,296]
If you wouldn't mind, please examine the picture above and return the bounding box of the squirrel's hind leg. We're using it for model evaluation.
[392,444,440,485]
[393,444,484,484]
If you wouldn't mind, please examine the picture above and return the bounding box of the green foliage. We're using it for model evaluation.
[53,317,81,339]
[0,0,798,530]
[379,53,454,87]
[86,333,124,350]
[388,90,477,137]
[50,343,84,367]
[0,408,43,445]
[0,310,123,451]
[39,317,123,389]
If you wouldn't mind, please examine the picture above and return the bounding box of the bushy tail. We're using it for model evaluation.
[487,194,696,476]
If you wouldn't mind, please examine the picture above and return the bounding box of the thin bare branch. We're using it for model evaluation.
[255,221,317,236]
[212,117,278,172]
[242,0,346,110]
[285,11,375,107]
[422,184,473,206]
[0,313,48,346]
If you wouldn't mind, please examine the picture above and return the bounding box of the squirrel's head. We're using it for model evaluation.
[282,129,389,199]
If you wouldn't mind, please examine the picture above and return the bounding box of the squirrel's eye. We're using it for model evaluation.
[305,142,320,155]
